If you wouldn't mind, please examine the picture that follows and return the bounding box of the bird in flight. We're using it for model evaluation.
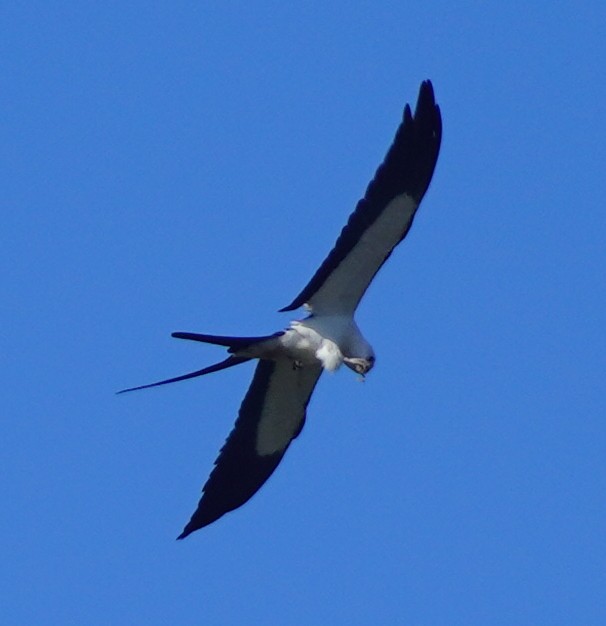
[120,80,442,538]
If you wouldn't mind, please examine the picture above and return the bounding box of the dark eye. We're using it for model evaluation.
[368,356,375,363]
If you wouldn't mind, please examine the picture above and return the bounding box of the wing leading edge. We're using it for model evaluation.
[178,359,322,538]
[280,80,442,315]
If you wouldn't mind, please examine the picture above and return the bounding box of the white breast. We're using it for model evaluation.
[280,315,372,372]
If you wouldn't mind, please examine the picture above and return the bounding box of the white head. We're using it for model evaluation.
[342,333,376,377]
[301,314,376,377]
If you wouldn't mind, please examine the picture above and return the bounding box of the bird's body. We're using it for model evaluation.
[121,80,442,538]
[235,316,374,373]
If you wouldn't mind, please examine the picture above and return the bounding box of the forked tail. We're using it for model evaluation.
[117,330,284,394]
[117,355,250,394]
[171,330,284,353]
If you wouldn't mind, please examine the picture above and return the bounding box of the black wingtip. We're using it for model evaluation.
[418,79,435,105]
[279,79,441,313]
[176,516,204,539]
[177,517,201,540]
[176,515,213,540]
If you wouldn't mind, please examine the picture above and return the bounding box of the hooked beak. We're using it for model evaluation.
[343,357,374,377]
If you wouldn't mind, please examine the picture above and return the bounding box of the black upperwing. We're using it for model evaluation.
[117,331,284,393]
[178,358,322,538]
[280,80,442,315]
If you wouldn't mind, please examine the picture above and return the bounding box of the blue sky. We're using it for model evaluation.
[2,2,605,624]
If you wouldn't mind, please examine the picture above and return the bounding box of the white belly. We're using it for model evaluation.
[236,314,371,373]
[280,315,368,371]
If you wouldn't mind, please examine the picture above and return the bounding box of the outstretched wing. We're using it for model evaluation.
[178,359,322,538]
[280,80,442,315]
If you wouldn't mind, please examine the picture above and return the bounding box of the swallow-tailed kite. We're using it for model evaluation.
[121,80,442,538]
